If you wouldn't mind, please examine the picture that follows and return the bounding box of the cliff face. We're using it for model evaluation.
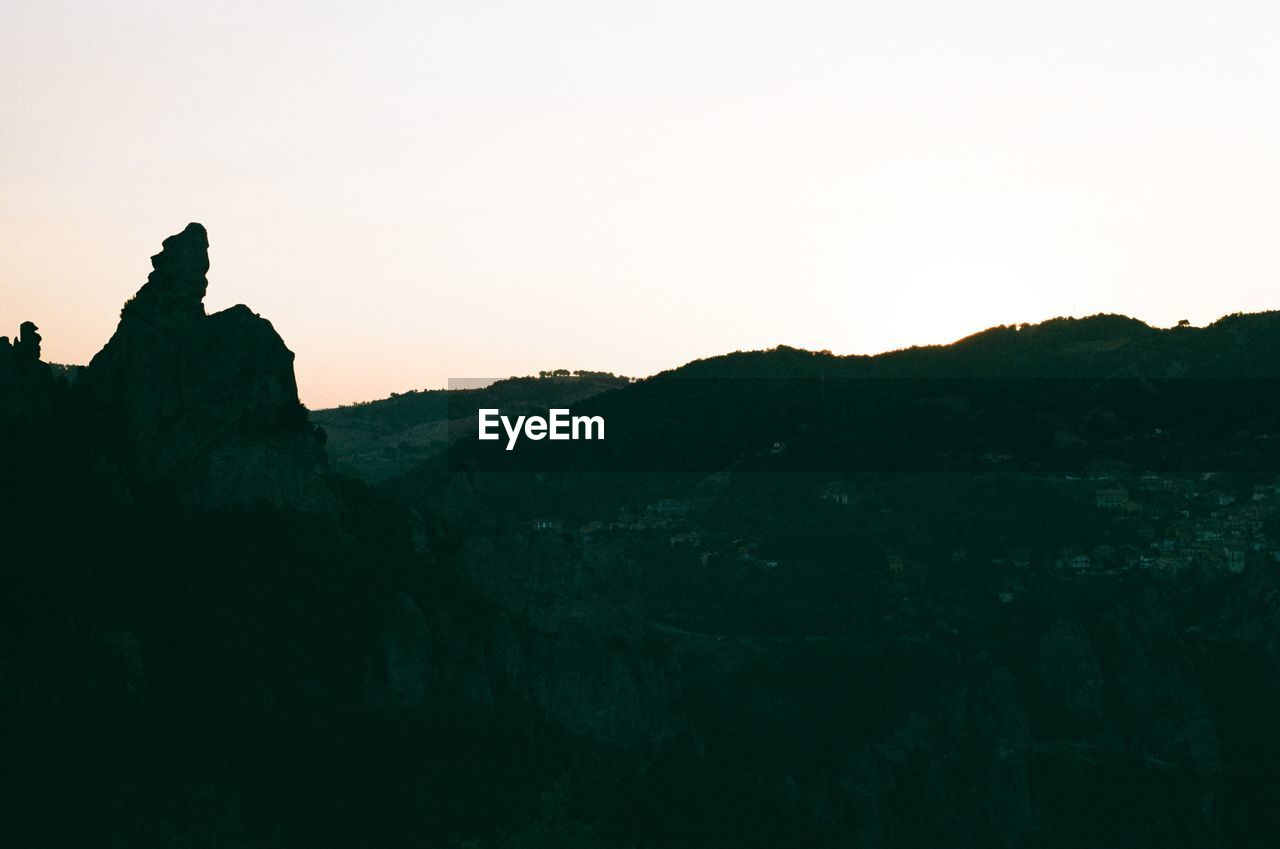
[82,223,332,511]
[449,527,692,748]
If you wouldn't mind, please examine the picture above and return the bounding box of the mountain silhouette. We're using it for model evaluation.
[1,223,334,511]
[324,312,1280,482]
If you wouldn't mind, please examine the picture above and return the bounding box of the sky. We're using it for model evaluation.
[3,1,1280,408]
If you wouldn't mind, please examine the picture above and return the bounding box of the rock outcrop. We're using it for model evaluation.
[14,321,42,361]
[0,321,60,440]
[82,223,333,511]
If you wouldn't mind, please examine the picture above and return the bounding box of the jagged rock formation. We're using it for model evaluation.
[81,223,333,511]
[13,321,41,361]
[1,321,45,376]
[0,321,60,438]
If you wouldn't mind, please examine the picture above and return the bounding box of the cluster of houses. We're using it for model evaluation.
[870,474,1280,582]
[524,499,720,536]
[522,472,1280,584]
[523,495,787,570]
[1060,475,1280,576]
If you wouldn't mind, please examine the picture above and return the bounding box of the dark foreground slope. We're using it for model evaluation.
[1,226,686,849]
[8,238,1280,848]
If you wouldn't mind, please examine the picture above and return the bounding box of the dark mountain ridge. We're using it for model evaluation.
[667,310,1280,379]
[411,311,1280,482]
[283,310,1280,491]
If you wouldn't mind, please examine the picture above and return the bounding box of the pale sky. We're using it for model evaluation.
[3,1,1280,408]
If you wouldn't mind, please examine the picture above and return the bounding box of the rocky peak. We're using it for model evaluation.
[120,222,209,328]
[83,224,333,513]
[0,320,61,453]
[14,321,41,361]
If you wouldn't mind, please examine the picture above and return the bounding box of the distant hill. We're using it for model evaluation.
[312,372,631,480]
[316,312,1280,485]
[403,311,1280,480]
[668,311,1280,379]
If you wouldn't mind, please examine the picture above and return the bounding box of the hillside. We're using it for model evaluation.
[312,372,630,481]
[397,313,1280,485]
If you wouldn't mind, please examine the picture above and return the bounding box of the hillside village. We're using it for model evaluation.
[515,471,1280,587]
[1070,475,1280,575]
